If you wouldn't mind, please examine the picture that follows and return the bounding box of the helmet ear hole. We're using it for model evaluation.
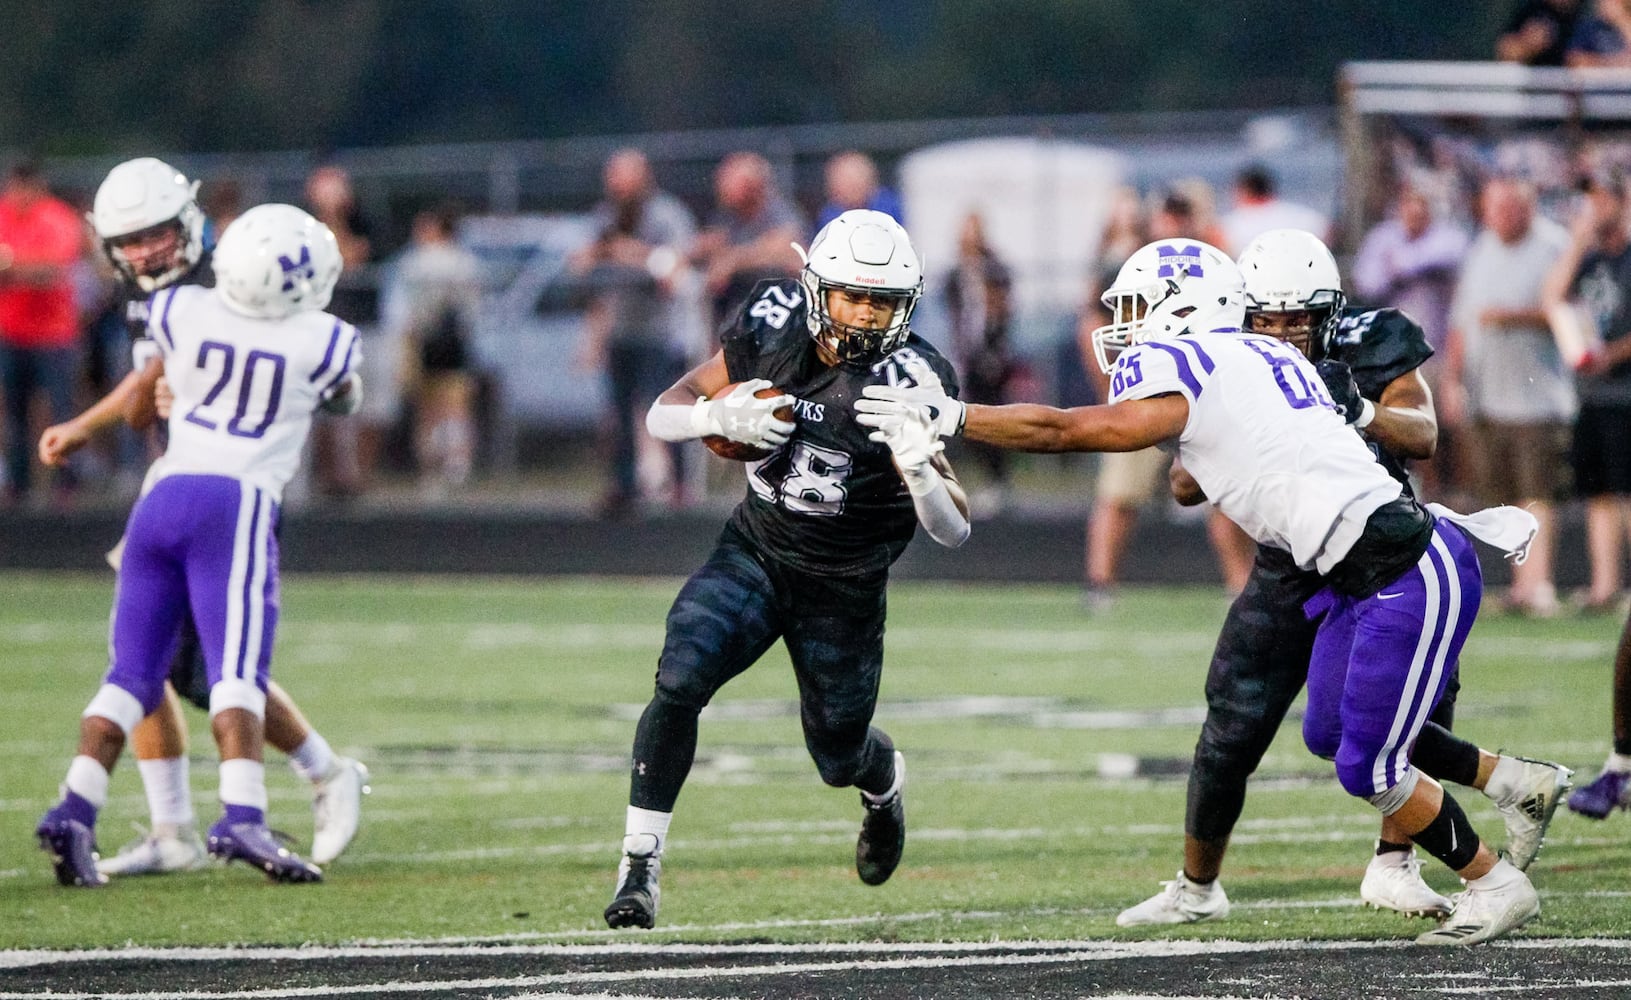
[1088,238,1245,372]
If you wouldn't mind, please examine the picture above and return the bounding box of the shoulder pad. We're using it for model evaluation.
[1108,340,1211,403]
[1332,307,1432,396]
[723,279,810,381]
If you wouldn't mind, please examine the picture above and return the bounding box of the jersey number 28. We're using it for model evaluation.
[748,441,852,516]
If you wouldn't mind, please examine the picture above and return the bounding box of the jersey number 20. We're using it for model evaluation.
[183,340,287,439]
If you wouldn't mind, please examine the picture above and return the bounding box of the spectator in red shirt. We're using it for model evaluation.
[0,158,84,503]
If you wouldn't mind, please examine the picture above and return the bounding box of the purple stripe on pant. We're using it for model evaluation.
[105,474,280,714]
[1301,519,1483,799]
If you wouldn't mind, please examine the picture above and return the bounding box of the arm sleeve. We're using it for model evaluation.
[901,464,970,548]
[647,399,706,442]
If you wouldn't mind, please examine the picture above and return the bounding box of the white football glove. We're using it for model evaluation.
[856,357,964,438]
[866,397,945,478]
[690,378,796,448]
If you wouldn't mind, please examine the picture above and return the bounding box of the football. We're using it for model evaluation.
[703,383,795,462]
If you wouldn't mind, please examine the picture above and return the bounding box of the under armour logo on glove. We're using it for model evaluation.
[690,379,796,448]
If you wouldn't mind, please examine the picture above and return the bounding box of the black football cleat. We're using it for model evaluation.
[856,750,906,886]
[604,836,661,929]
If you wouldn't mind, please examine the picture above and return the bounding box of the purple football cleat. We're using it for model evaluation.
[1567,770,1631,820]
[207,818,323,883]
[36,812,108,888]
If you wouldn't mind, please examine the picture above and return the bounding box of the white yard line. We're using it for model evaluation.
[4,618,1606,662]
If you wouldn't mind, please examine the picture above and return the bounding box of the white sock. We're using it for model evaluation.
[137,757,195,827]
[1484,755,1524,804]
[1469,856,1525,890]
[861,751,905,804]
[65,756,110,808]
[624,806,672,855]
[218,759,268,812]
[287,732,337,784]
[1606,752,1631,774]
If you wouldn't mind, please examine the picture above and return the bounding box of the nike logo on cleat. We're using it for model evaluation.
[1377,592,1405,600]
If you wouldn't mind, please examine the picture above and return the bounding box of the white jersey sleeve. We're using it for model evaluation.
[149,284,361,501]
[1106,340,1212,407]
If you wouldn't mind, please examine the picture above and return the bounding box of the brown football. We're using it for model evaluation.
[703,383,795,462]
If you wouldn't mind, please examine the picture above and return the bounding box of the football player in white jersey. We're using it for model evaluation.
[36,204,361,887]
[1116,230,1570,928]
[39,158,369,878]
[858,238,1544,945]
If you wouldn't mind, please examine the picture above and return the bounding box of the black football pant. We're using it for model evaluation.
[628,527,896,813]
[1187,547,1472,844]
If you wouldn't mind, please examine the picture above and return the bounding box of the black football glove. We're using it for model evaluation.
[1315,359,1364,424]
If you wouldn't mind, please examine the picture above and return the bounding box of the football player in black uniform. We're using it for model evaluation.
[604,209,970,929]
[37,158,367,879]
[1114,229,1572,927]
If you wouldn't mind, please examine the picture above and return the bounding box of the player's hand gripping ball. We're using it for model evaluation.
[701,381,797,461]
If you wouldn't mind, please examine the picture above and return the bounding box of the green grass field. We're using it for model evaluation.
[5,572,1629,950]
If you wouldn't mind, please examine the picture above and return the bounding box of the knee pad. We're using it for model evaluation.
[810,742,866,788]
[1364,767,1420,815]
[83,683,146,736]
[651,676,711,715]
[209,679,266,719]
[809,728,889,790]
[1340,750,1411,801]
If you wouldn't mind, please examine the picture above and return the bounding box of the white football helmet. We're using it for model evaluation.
[89,157,205,293]
[1236,228,1346,359]
[1090,238,1244,373]
[213,204,342,319]
[796,209,923,365]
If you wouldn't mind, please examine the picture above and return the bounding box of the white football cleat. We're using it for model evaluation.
[95,822,208,877]
[311,757,369,864]
[1359,848,1452,918]
[1116,871,1230,927]
[1492,756,1572,871]
[1416,866,1539,946]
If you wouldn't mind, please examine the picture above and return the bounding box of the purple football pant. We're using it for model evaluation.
[1302,519,1482,799]
[105,474,280,715]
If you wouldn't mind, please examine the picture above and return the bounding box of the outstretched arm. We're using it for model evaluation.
[859,357,1188,455]
[960,395,1189,454]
